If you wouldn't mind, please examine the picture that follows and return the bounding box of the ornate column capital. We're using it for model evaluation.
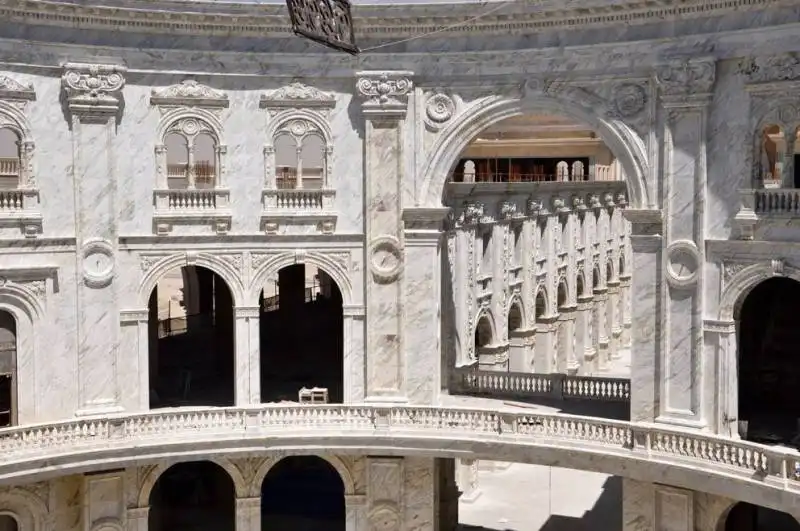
[656,57,716,105]
[61,62,127,124]
[355,70,414,119]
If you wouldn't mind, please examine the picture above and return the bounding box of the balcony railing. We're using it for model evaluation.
[0,158,18,178]
[451,172,589,183]
[166,162,216,186]
[753,188,800,215]
[452,367,630,402]
[0,404,797,497]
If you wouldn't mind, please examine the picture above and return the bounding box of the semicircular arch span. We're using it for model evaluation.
[137,457,248,508]
[419,94,650,209]
[248,251,353,307]
[251,454,355,497]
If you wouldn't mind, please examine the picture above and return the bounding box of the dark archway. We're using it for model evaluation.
[738,277,800,444]
[261,456,345,530]
[0,311,16,427]
[0,515,18,531]
[723,502,800,531]
[260,264,344,403]
[148,266,235,408]
[148,461,235,531]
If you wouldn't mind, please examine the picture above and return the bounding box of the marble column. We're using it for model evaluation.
[63,62,127,416]
[355,70,414,403]
[82,470,125,531]
[534,318,557,373]
[620,277,632,347]
[402,207,450,403]
[622,479,695,531]
[625,210,663,423]
[593,289,609,369]
[607,281,621,360]
[345,495,367,531]
[234,306,260,406]
[455,458,480,504]
[119,309,149,411]
[705,319,738,437]
[558,308,578,374]
[575,296,594,374]
[655,58,715,428]
[126,507,148,531]
[343,305,366,403]
[436,458,460,531]
[236,496,260,531]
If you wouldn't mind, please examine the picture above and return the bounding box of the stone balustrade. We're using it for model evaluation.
[753,188,800,215]
[0,403,797,503]
[452,367,630,401]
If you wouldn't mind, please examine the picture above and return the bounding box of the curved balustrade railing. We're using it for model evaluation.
[0,404,797,504]
[452,368,631,402]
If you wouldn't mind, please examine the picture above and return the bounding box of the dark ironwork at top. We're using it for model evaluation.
[286,0,359,55]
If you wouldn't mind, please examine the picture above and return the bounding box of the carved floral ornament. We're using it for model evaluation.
[0,75,35,102]
[150,80,229,108]
[739,53,800,84]
[355,71,414,115]
[425,91,456,127]
[260,81,336,111]
[61,62,127,121]
[655,58,716,98]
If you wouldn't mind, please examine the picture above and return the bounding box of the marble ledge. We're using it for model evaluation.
[118,232,365,248]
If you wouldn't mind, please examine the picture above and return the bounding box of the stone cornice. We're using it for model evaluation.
[0,0,786,40]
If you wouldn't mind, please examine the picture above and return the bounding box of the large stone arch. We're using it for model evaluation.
[0,286,41,425]
[155,107,224,146]
[419,93,651,208]
[247,251,353,307]
[0,487,49,531]
[718,261,798,322]
[249,454,355,498]
[136,457,247,508]
[265,109,334,147]
[137,252,246,308]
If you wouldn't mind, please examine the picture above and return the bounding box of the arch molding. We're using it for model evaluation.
[248,251,353,306]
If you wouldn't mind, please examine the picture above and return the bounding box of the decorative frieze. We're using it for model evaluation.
[61,62,126,123]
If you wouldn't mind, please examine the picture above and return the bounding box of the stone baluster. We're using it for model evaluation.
[355,70,414,403]
[62,62,127,416]
[654,57,715,427]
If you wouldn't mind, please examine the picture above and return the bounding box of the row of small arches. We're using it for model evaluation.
[474,258,625,347]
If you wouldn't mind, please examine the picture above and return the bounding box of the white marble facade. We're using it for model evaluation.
[0,0,797,529]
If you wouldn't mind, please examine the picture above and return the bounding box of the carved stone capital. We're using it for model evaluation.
[61,62,127,123]
[656,58,715,102]
[355,71,413,119]
[402,207,450,232]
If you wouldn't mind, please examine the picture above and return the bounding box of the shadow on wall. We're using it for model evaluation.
[503,397,630,421]
[458,476,621,531]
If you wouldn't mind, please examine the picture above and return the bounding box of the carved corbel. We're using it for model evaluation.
[61,62,127,124]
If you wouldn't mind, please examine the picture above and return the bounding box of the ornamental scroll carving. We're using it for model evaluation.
[655,58,716,97]
[150,80,229,108]
[61,62,127,123]
[260,81,336,112]
[355,71,413,116]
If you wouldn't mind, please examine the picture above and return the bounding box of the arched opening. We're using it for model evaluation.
[474,314,493,350]
[165,132,189,189]
[577,274,586,299]
[148,266,234,408]
[261,456,345,530]
[274,133,297,189]
[0,515,17,531]
[0,128,20,189]
[534,290,547,321]
[163,120,219,190]
[148,461,235,531]
[738,277,800,444]
[193,132,217,188]
[443,110,631,384]
[259,264,344,403]
[760,124,786,188]
[507,302,525,372]
[0,311,17,427]
[722,502,800,531]
[300,133,325,189]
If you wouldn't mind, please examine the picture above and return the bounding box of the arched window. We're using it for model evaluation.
[556,161,569,181]
[619,255,626,278]
[161,118,219,190]
[0,128,20,190]
[606,260,615,284]
[576,274,585,299]
[0,311,17,427]
[572,160,585,181]
[534,290,547,321]
[271,119,329,190]
[557,281,568,309]
[508,303,522,334]
[474,315,493,349]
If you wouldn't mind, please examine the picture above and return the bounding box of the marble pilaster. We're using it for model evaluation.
[607,281,621,360]
[655,57,715,428]
[402,207,449,404]
[705,319,738,437]
[557,308,578,374]
[63,62,127,416]
[593,289,610,369]
[625,210,663,423]
[119,309,150,411]
[356,71,414,403]
[620,278,632,347]
[82,470,125,531]
[345,495,367,531]
[343,305,366,403]
[234,306,260,406]
[575,298,593,374]
[622,479,695,531]
[126,507,148,531]
[534,317,557,373]
[235,496,260,531]
[366,456,405,529]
